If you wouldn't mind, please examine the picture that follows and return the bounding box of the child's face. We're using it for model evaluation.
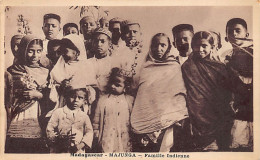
[227,24,248,46]
[192,38,212,59]
[67,90,87,110]
[26,44,43,65]
[61,47,78,63]
[42,18,60,40]
[11,37,22,57]
[64,27,79,36]
[100,20,109,29]
[92,33,110,58]
[174,30,193,57]
[151,36,169,60]
[211,33,219,54]
[109,75,125,95]
[80,18,97,37]
[47,45,61,64]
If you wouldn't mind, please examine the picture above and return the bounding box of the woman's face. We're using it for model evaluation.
[26,44,43,65]
[151,36,169,60]
[192,38,212,59]
[61,47,78,63]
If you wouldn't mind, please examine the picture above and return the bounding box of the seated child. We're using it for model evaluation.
[181,31,234,151]
[63,23,79,36]
[46,86,93,153]
[93,67,134,152]
[225,18,253,151]
[46,39,61,69]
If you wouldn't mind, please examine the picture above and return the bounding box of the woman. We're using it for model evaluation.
[5,35,49,153]
[131,33,188,152]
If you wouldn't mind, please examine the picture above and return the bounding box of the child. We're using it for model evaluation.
[48,34,96,114]
[209,30,223,62]
[5,35,49,153]
[99,17,109,29]
[10,34,23,65]
[225,18,253,151]
[46,39,61,69]
[93,67,134,152]
[181,31,234,151]
[41,13,61,68]
[63,23,79,36]
[131,33,188,152]
[172,24,194,65]
[46,87,93,153]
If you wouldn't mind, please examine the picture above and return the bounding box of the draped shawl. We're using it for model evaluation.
[131,51,188,134]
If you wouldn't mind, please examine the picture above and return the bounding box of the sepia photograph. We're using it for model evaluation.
[0,1,259,160]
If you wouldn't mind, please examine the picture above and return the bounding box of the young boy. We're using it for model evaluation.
[79,16,98,58]
[172,24,194,65]
[225,18,253,151]
[46,39,61,69]
[46,87,93,153]
[41,13,61,68]
[63,23,79,36]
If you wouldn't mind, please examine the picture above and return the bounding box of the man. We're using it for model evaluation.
[172,24,194,65]
[80,16,98,58]
[41,13,61,68]
[108,17,126,54]
[120,20,147,96]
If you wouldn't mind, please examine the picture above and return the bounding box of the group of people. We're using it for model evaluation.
[4,12,253,153]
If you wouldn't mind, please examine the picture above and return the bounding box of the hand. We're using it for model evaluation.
[69,142,85,153]
[23,90,43,100]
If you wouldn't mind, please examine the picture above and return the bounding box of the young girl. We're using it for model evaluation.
[46,87,93,153]
[93,67,134,152]
[48,34,96,116]
[181,31,234,151]
[131,33,188,152]
[5,35,49,153]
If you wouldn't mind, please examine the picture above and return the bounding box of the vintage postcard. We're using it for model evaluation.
[0,0,259,160]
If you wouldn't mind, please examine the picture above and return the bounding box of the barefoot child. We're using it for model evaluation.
[46,87,93,153]
[93,67,134,152]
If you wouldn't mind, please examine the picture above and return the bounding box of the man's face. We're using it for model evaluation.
[61,47,78,63]
[92,33,110,58]
[227,24,248,46]
[174,30,193,57]
[42,18,60,40]
[63,27,79,36]
[110,22,121,42]
[124,24,141,46]
[80,18,97,38]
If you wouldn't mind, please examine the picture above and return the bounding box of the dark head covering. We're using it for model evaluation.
[172,24,194,37]
[226,18,247,33]
[43,13,61,23]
